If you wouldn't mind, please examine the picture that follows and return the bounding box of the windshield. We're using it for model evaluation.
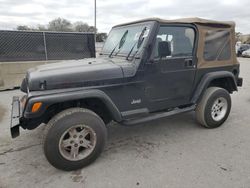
[102,23,152,56]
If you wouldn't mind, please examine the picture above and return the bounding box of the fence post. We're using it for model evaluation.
[43,32,48,62]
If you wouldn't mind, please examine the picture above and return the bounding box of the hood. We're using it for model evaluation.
[25,57,136,91]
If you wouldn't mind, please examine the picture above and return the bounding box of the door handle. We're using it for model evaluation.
[184,59,194,68]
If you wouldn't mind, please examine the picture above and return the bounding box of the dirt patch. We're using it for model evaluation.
[71,170,87,183]
[0,143,41,156]
[104,136,161,159]
[0,105,6,123]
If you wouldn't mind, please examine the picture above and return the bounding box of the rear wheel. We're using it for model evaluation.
[196,87,231,128]
[43,108,107,171]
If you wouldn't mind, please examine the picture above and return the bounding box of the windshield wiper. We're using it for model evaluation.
[109,44,118,58]
[126,42,137,60]
[126,27,147,61]
[109,30,128,58]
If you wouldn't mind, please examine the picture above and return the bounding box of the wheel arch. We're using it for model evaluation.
[24,89,122,123]
[191,71,237,104]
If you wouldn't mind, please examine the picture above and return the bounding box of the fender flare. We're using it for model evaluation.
[191,71,237,104]
[24,89,122,122]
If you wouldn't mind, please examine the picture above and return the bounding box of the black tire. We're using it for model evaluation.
[196,87,231,128]
[43,108,107,171]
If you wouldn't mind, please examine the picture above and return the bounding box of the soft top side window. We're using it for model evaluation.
[154,26,195,58]
[203,30,231,61]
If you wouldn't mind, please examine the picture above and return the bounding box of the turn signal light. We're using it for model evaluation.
[31,102,42,113]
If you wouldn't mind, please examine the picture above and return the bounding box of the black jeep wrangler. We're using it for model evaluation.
[11,18,242,171]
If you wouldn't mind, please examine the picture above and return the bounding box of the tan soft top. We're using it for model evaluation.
[115,17,237,68]
[114,17,235,28]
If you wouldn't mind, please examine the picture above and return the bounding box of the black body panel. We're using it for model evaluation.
[26,57,137,91]
[144,56,196,112]
[25,89,122,121]
[12,20,242,137]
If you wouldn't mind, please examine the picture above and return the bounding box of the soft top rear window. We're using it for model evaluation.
[203,30,231,61]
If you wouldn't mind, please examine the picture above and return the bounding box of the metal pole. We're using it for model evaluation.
[43,32,48,62]
[94,0,96,41]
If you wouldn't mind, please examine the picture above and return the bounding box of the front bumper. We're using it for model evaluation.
[10,96,22,138]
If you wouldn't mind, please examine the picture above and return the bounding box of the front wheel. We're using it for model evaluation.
[196,87,231,128]
[43,108,107,171]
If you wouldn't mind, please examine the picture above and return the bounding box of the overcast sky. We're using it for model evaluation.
[0,0,249,34]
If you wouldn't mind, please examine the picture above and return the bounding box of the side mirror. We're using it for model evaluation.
[158,41,171,57]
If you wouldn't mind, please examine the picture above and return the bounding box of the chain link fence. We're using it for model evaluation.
[0,30,96,90]
[0,30,95,62]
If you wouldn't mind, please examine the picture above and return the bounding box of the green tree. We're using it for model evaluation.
[74,22,89,32]
[37,24,47,31]
[96,33,107,42]
[88,26,97,33]
[16,18,102,36]
[17,25,31,31]
[48,18,72,32]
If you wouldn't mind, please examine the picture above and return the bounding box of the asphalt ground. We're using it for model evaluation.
[0,58,249,188]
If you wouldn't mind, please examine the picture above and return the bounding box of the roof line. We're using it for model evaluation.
[113,17,235,28]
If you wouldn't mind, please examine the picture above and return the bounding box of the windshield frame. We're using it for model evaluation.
[101,21,154,57]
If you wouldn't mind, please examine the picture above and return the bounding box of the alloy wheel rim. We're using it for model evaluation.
[59,125,97,161]
[211,97,228,122]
